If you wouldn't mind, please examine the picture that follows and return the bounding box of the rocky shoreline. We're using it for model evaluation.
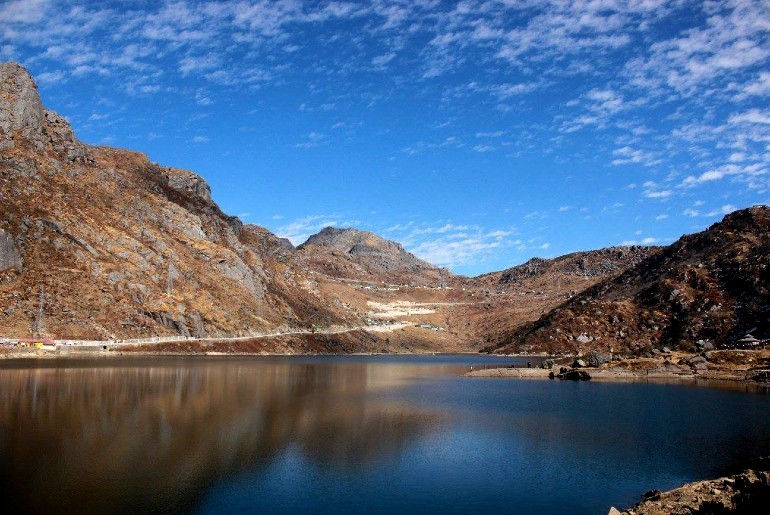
[610,469,770,514]
[466,349,770,386]
[4,347,770,388]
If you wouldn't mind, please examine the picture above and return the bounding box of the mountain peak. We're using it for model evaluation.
[0,62,87,162]
[301,227,394,250]
[0,62,45,148]
[298,226,444,283]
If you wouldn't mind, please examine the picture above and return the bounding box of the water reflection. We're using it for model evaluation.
[2,356,768,515]
[0,359,443,514]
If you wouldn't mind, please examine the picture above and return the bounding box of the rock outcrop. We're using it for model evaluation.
[0,228,22,275]
[0,62,45,150]
[616,469,770,514]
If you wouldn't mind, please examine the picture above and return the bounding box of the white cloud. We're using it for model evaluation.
[644,190,672,199]
[492,82,539,98]
[734,72,770,99]
[179,55,220,76]
[681,163,767,188]
[684,204,739,218]
[382,221,520,269]
[0,0,50,24]
[729,109,770,125]
[35,70,65,85]
[276,214,360,245]
[707,204,738,217]
[611,146,660,167]
[620,236,659,245]
[372,52,396,67]
[626,0,770,97]
[295,131,328,149]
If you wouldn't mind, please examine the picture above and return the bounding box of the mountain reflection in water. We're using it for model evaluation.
[1,355,768,515]
[0,358,452,514]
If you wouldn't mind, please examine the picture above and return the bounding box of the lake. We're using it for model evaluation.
[1,355,769,514]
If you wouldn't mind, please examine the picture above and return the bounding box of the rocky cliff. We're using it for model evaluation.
[488,206,770,355]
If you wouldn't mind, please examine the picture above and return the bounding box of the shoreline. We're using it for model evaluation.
[2,349,768,389]
[612,469,770,514]
[465,366,756,383]
[0,348,510,361]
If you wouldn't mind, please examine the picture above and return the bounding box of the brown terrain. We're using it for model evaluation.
[0,62,663,354]
[2,61,770,367]
[488,206,770,356]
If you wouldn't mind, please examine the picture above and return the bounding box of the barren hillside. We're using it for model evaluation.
[487,206,770,355]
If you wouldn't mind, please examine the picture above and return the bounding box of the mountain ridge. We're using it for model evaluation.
[487,205,770,354]
[4,61,766,359]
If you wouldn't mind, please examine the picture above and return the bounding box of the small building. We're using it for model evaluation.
[737,334,761,348]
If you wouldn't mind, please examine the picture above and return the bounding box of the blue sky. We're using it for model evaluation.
[2,0,769,276]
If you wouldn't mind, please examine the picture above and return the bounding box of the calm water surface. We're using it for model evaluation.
[1,354,769,514]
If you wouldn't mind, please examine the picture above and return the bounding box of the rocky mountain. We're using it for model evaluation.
[0,62,481,353]
[477,246,659,288]
[488,206,770,355]
[7,61,758,358]
[297,227,449,285]
[0,62,351,340]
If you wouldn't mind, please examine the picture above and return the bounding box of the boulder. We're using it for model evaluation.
[161,167,212,203]
[576,333,593,344]
[557,369,591,381]
[587,350,611,367]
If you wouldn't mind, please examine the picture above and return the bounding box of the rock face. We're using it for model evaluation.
[489,206,770,355]
[42,110,88,162]
[0,228,22,275]
[0,62,45,149]
[160,166,211,203]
